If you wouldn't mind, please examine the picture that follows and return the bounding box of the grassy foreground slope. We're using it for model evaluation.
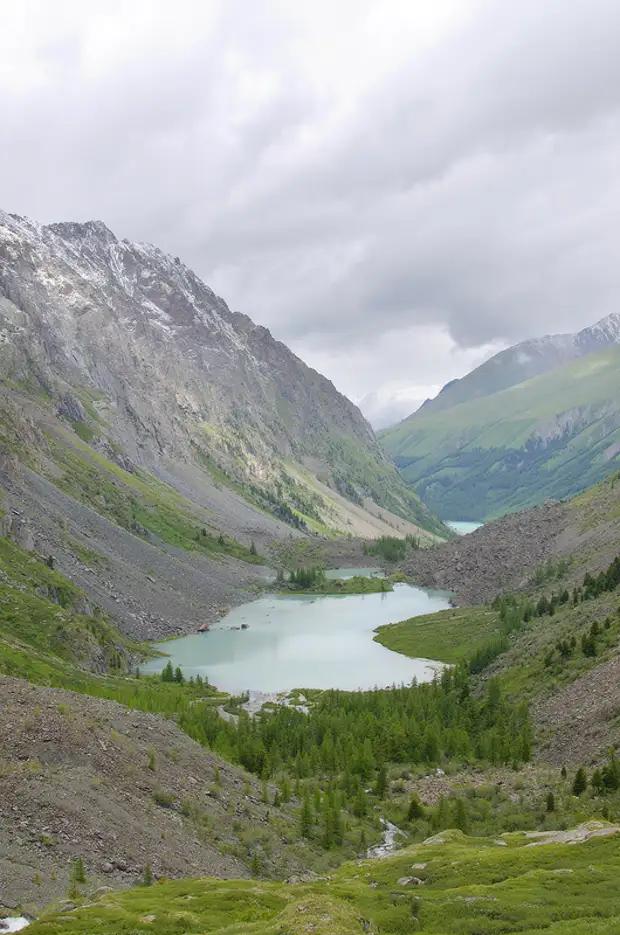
[28,826,620,934]
[380,346,620,520]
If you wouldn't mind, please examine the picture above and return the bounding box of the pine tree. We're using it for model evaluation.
[407,793,425,822]
[142,863,154,886]
[353,785,368,818]
[374,764,388,798]
[322,803,334,849]
[161,660,174,682]
[300,794,313,838]
[453,797,468,832]
[332,802,344,846]
[174,666,184,683]
[572,767,587,796]
[545,791,555,812]
[602,748,620,791]
[591,769,604,794]
[250,850,261,877]
[72,856,86,884]
[432,796,449,831]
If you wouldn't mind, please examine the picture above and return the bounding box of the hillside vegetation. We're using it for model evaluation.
[380,346,620,520]
[393,470,620,606]
[4,366,620,933]
[27,826,620,934]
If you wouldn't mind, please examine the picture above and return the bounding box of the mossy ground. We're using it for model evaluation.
[27,827,620,934]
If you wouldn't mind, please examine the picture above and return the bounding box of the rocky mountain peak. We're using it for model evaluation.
[0,208,445,538]
[404,311,620,422]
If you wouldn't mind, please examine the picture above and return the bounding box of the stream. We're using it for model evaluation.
[1,920,30,933]
[366,818,406,859]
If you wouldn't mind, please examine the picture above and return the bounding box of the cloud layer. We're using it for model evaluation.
[1,0,619,424]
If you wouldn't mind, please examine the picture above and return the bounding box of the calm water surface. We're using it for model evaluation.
[447,521,483,535]
[143,572,451,693]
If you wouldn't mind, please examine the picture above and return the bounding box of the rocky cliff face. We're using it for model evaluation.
[0,210,445,540]
[0,213,369,471]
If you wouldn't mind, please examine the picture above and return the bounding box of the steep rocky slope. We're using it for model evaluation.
[0,209,449,638]
[398,470,620,605]
[381,345,620,520]
[0,676,321,916]
[0,209,446,543]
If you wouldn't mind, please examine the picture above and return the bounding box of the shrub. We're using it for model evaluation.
[153,789,175,808]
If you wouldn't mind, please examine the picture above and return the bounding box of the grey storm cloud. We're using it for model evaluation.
[1,0,620,422]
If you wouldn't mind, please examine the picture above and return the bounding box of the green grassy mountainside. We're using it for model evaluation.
[380,345,620,520]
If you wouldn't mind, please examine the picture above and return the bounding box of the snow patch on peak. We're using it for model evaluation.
[582,312,620,341]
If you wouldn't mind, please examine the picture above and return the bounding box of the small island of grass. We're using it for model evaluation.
[280,566,393,594]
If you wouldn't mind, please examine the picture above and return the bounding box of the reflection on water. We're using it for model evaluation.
[142,577,451,694]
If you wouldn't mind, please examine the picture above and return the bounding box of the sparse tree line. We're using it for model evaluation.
[363,535,420,563]
[475,552,620,674]
[570,750,620,798]
[286,566,326,589]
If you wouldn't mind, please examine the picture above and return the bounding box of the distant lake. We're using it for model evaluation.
[142,572,451,694]
[447,521,483,535]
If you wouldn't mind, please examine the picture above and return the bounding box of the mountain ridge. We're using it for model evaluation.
[358,312,620,431]
[380,330,620,520]
[0,208,448,542]
[415,311,620,418]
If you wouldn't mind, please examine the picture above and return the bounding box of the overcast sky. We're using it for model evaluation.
[2,0,620,427]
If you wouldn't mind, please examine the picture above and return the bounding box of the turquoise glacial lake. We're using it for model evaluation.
[447,521,483,535]
[142,572,451,694]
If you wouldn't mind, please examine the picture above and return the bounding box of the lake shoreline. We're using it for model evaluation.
[142,572,452,695]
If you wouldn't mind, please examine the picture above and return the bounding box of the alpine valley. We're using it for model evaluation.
[0,210,448,639]
[2,212,620,935]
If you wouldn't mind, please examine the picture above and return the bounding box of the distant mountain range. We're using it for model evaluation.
[380,314,620,520]
[420,313,620,416]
